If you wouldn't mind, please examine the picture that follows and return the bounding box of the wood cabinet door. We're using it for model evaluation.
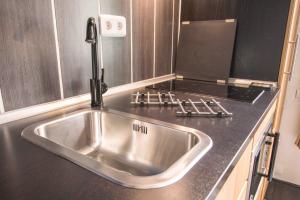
[215,168,237,200]
[216,140,253,200]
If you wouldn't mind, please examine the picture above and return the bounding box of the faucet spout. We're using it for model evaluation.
[86,17,99,80]
[86,17,107,108]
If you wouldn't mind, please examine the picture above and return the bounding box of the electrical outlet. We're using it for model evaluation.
[100,14,126,37]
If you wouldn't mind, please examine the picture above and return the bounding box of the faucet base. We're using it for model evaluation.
[90,79,101,107]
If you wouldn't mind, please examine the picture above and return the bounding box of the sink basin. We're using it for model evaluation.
[22,108,212,189]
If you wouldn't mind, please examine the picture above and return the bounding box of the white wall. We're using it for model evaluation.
[274,21,300,186]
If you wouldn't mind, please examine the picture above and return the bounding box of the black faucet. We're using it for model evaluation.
[85,17,107,108]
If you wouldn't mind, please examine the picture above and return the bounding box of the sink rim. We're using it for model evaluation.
[22,108,213,189]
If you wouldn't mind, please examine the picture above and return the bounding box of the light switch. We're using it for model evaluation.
[99,14,126,37]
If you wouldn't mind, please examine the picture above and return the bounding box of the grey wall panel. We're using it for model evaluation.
[100,0,131,87]
[155,0,174,77]
[54,0,99,98]
[0,0,61,111]
[132,0,155,81]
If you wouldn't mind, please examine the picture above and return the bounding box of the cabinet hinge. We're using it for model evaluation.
[176,75,184,80]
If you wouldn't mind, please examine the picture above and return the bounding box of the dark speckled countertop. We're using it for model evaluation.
[0,81,278,200]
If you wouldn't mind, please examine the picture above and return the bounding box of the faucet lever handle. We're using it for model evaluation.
[101,68,105,82]
[101,82,108,94]
[85,17,97,44]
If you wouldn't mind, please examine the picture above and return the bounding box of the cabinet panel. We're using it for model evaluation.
[54,0,99,98]
[216,100,277,200]
[132,0,154,81]
[216,139,253,200]
[100,0,131,87]
[237,181,248,200]
[234,140,252,198]
[254,178,265,200]
[155,0,173,76]
[0,0,61,111]
[215,167,237,200]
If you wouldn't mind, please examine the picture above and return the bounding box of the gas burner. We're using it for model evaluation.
[131,92,233,118]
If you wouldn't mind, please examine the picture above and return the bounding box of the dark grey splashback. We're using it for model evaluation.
[0,0,61,111]
[181,0,291,82]
[155,0,174,77]
[132,0,155,81]
[231,0,290,81]
[54,0,99,98]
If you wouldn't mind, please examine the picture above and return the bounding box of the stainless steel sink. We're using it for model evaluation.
[22,108,212,189]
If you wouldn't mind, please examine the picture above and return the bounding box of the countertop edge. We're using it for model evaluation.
[205,91,279,200]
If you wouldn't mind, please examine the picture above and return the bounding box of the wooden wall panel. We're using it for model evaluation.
[54,0,99,98]
[100,0,131,87]
[132,0,155,81]
[0,0,61,111]
[155,0,174,77]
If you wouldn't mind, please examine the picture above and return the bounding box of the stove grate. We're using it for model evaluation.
[131,92,233,118]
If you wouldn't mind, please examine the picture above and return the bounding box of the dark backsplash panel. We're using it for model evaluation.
[181,0,291,82]
[0,0,61,111]
[155,0,174,77]
[0,0,179,112]
[132,0,155,81]
[232,0,291,81]
[54,0,98,98]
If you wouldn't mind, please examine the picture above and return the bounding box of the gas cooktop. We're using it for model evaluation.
[147,79,269,104]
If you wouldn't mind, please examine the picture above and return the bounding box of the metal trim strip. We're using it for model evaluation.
[0,89,5,114]
[0,74,175,125]
[51,0,64,99]
[130,0,133,83]
[153,0,157,78]
[170,0,175,74]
